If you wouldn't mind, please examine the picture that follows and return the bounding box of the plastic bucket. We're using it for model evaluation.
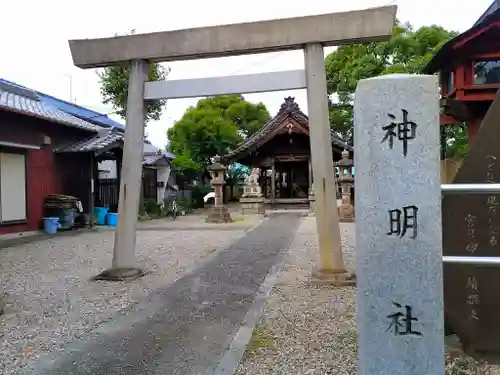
[106,212,118,227]
[60,211,76,230]
[43,217,60,234]
[94,207,108,225]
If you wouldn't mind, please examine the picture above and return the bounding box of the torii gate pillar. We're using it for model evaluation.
[69,5,396,281]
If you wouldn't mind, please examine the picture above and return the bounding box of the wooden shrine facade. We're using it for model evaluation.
[224,97,352,206]
[423,1,500,147]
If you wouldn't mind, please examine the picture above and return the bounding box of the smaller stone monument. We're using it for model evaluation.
[337,149,355,222]
[308,183,316,216]
[205,155,232,223]
[240,167,265,215]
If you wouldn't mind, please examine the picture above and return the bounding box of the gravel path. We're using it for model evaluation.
[236,218,357,375]
[0,227,247,375]
[21,213,301,375]
[235,218,499,375]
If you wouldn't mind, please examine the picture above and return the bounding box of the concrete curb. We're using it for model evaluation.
[212,246,285,375]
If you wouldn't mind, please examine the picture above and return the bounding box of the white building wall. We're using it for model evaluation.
[156,165,171,204]
[98,160,117,179]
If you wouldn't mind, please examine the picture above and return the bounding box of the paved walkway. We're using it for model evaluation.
[22,213,302,375]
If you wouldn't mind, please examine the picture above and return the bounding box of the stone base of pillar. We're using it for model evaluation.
[92,267,145,282]
[339,203,355,223]
[240,196,265,215]
[205,205,232,223]
[310,268,356,286]
[308,192,316,216]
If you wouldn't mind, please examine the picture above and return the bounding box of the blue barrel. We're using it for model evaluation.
[43,217,60,234]
[94,207,109,225]
[106,212,118,227]
[60,211,76,230]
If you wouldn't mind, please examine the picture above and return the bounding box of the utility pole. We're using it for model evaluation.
[62,74,74,103]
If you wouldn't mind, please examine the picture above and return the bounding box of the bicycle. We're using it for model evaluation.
[163,197,178,220]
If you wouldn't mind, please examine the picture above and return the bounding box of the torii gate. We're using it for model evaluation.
[68,5,396,281]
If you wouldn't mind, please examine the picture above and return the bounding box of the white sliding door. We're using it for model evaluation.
[0,152,27,221]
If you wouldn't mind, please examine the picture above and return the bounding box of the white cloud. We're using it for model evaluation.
[0,0,492,148]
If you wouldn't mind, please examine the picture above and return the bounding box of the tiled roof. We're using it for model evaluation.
[0,78,125,130]
[0,77,177,160]
[225,97,352,159]
[474,0,500,26]
[0,80,101,132]
[37,93,125,129]
[144,141,175,159]
[423,5,500,74]
[55,130,123,152]
[56,131,174,168]
[143,153,173,166]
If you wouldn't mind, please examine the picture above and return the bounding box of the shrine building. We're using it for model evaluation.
[223,96,352,209]
[423,0,500,148]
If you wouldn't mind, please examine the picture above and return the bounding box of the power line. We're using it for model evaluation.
[227,52,286,76]
[226,0,399,77]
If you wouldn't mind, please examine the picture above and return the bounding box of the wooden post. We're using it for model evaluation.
[116,149,122,187]
[271,157,276,209]
[90,153,97,215]
[308,158,313,190]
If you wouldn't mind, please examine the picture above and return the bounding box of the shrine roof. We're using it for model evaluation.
[224,97,352,160]
[423,4,500,74]
[475,0,500,26]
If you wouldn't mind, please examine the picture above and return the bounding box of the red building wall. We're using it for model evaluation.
[0,110,94,234]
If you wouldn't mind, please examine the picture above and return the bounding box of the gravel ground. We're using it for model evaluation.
[0,227,248,375]
[235,218,500,375]
[236,218,357,375]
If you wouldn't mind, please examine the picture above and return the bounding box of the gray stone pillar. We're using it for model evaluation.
[304,43,347,279]
[96,59,147,281]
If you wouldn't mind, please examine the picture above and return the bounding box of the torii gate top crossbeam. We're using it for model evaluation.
[69,5,396,68]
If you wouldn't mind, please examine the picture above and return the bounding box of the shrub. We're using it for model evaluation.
[190,184,212,208]
[144,199,162,217]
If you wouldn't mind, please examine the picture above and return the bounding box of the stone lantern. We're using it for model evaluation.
[337,149,355,221]
[206,155,232,223]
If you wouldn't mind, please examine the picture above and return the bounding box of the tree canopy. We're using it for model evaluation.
[98,30,170,123]
[167,94,271,176]
[325,21,459,149]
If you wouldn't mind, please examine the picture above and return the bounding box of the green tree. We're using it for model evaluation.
[98,30,170,123]
[325,21,459,149]
[225,163,249,200]
[443,123,468,159]
[167,95,270,177]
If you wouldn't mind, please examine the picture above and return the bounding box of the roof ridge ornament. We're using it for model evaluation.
[279,96,300,114]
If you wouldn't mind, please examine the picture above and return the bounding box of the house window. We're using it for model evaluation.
[474,60,500,85]
[0,151,27,222]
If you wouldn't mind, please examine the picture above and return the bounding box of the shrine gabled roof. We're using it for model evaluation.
[423,5,500,74]
[224,97,352,160]
[474,0,500,26]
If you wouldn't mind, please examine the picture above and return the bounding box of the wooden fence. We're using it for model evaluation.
[97,178,119,211]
